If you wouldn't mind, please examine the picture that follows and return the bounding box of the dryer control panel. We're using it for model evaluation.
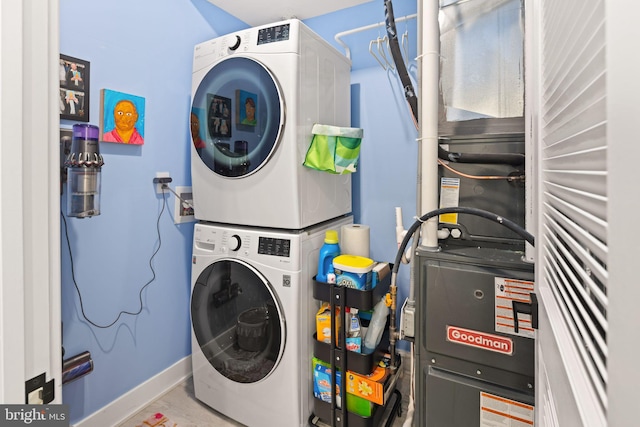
[192,20,306,74]
[257,23,290,45]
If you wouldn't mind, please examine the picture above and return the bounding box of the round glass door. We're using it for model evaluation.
[191,57,284,178]
[191,258,284,383]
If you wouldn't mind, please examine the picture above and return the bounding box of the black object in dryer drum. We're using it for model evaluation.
[236,307,269,352]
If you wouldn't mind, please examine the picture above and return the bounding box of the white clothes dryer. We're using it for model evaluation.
[190,19,352,229]
[190,216,352,427]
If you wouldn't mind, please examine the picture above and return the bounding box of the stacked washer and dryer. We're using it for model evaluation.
[189,20,354,427]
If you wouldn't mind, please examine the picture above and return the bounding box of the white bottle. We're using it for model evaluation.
[363,296,390,354]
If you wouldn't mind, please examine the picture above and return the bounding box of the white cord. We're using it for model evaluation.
[162,184,194,209]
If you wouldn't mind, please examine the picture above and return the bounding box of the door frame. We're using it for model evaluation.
[0,0,62,404]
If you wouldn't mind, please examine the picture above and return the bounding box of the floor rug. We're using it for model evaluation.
[135,412,178,427]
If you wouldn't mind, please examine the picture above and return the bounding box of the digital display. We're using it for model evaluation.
[257,23,290,45]
[258,237,291,257]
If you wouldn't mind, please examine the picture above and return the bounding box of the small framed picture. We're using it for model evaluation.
[60,54,90,122]
[207,94,231,138]
[236,90,257,127]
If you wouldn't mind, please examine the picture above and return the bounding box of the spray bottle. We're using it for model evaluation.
[363,294,391,354]
[345,307,362,353]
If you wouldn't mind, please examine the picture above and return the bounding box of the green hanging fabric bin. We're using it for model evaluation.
[303,124,363,174]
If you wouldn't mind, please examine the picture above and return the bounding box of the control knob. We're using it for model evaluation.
[229,234,242,251]
[227,35,241,51]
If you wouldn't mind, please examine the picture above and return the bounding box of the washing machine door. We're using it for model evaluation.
[191,57,284,178]
[191,258,285,384]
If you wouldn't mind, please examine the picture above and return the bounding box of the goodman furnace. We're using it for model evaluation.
[413,242,536,426]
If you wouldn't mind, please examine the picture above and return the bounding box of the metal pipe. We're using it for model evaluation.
[419,0,440,249]
[334,14,418,60]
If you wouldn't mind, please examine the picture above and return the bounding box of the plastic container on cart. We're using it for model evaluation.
[363,296,390,354]
[333,254,375,290]
[317,230,341,283]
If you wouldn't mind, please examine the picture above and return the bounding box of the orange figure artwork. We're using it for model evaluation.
[100,89,145,145]
[191,110,206,156]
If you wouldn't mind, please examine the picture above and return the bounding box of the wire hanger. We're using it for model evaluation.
[379,36,395,70]
[402,30,409,69]
[369,38,388,70]
[370,35,396,71]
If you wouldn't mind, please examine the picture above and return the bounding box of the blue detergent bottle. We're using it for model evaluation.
[317,230,340,283]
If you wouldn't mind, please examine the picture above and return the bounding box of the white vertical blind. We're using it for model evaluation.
[539,0,608,413]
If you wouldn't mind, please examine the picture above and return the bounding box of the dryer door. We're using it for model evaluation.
[191,258,285,384]
[191,57,284,178]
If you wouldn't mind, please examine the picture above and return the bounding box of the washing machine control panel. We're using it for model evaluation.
[257,236,291,258]
[194,224,300,269]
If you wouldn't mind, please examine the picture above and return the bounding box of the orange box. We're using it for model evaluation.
[316,302,340,345]
[345,365,389,405]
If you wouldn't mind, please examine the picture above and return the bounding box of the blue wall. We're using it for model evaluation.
[60,0,418,423]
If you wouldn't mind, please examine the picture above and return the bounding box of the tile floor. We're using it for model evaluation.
[116,358,412,427]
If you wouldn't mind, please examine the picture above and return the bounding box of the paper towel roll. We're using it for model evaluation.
[341,224,370,258]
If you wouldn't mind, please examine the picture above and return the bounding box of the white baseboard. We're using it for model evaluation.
[72,349,410,427]
[72,356,192,427]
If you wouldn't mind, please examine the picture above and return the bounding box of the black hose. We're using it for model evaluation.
[438,146,526,166]
[392,207,535,274]
[385,0,419,125]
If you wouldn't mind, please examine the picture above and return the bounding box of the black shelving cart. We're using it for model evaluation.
[309,266,403,427]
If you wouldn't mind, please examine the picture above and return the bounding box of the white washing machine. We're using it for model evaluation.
[190,216,352,427]
[190,19,352,229]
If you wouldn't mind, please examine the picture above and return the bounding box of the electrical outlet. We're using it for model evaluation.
[154,172,171,194]
[174,186,195,224]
